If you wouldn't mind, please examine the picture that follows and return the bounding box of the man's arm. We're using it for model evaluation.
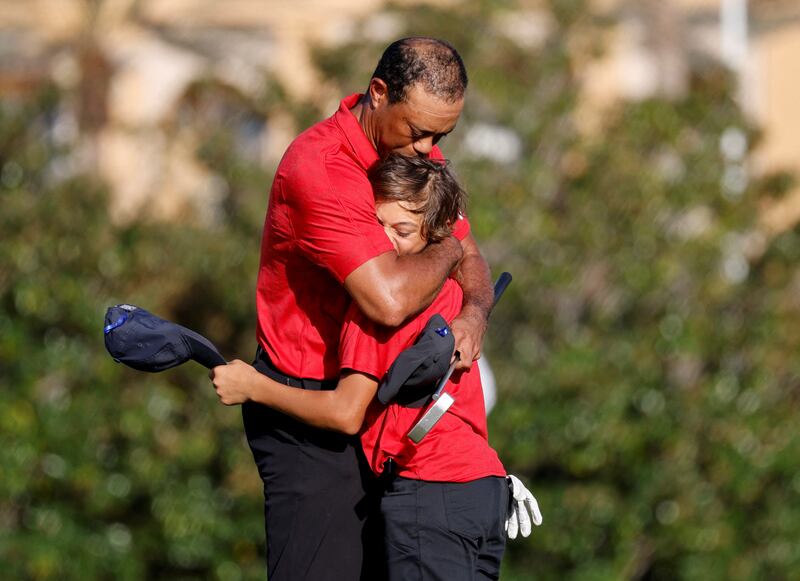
[344,234,463,327]
[210,360,378,436]
[346,232,494,369]
[449,233,494,370]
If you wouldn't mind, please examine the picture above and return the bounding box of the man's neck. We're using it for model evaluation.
[350,95,379,153]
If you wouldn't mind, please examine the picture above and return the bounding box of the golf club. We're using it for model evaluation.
[407,271,512,443]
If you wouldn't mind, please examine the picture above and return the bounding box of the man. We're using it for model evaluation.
[239,38,494,580]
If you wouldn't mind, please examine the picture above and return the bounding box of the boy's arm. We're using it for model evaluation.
[210,360,378,436]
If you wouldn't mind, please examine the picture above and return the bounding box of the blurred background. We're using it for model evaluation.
[1,0,799,579]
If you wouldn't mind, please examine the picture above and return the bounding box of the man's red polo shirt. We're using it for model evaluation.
[339,279,506,483]
[256,94,469,380]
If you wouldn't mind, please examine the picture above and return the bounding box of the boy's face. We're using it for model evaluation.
[376,200,427,256]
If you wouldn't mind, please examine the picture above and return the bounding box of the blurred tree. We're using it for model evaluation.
[311,1,799,579]
[0,85,270,580]
[3,1,800,580]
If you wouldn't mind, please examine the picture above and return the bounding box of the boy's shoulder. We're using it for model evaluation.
[422,278,463,323]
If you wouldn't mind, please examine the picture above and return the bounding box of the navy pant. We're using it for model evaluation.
[242,353,383,581]
[380,476,508,581]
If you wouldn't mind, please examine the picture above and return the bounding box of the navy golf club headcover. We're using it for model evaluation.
[376,313,455,408]
[104,304,226,372]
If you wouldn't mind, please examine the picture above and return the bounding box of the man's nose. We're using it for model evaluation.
[412,137,434,156]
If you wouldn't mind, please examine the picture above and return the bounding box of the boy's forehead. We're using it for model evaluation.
[377,199,422,213]
[376,200,423,223]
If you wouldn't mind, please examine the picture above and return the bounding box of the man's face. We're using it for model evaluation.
[372,83,463,158]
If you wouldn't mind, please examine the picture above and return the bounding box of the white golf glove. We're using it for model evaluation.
[505,474,543,539]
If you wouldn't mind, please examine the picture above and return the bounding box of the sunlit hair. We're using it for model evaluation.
[369,154,466,243]
[371,37,468,104]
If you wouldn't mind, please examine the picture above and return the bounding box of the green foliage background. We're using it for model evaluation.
[2,1,799,579]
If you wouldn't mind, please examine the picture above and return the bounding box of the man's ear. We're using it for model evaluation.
[368,77,389,109]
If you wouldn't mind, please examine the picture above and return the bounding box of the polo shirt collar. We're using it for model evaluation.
[334,93,379,170]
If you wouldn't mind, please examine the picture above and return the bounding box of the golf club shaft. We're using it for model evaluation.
[432,360,458,401]
[492,271,512,308]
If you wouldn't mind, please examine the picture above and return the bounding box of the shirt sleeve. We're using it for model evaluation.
[452,212,470,240]
[339,303,419,381]
[287,149,395,283]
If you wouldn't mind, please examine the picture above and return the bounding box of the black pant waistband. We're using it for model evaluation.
[253,346,338,391]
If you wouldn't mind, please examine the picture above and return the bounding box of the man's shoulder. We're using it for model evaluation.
[278,119,365,187]
[281,116,341,165]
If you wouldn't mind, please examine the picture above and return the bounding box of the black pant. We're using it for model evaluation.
[380,476,508,581]
[243,352,383,581]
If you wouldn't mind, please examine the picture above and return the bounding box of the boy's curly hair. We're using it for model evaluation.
[368,154,466,243]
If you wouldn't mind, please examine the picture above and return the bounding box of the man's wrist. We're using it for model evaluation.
[416,235,462,273]
[437,235,464,268]
[460,292,492,324]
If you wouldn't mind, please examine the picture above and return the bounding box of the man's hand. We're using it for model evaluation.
[208,359,261,405]
[449,304,488,370]
[449,234,493,371]
[505,474,543,539]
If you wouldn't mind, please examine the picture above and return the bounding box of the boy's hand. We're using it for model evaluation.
[209,359,260,405]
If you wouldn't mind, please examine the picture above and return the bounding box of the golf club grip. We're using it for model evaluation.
[493,272,512,307]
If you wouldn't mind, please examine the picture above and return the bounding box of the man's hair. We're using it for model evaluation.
[369,154,466,243]
[371,37,468,104]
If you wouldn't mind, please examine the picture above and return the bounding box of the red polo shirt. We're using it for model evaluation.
[256,94,470,380]
[339,279,506,483]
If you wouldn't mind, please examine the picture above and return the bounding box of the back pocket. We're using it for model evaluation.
[442,482,485,541]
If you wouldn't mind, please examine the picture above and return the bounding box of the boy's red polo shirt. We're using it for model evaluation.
[256,94,470,380]
[339,279,506,483]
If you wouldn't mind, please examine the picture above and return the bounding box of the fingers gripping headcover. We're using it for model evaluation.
[104,304,226,372]
[376,314,455,408]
